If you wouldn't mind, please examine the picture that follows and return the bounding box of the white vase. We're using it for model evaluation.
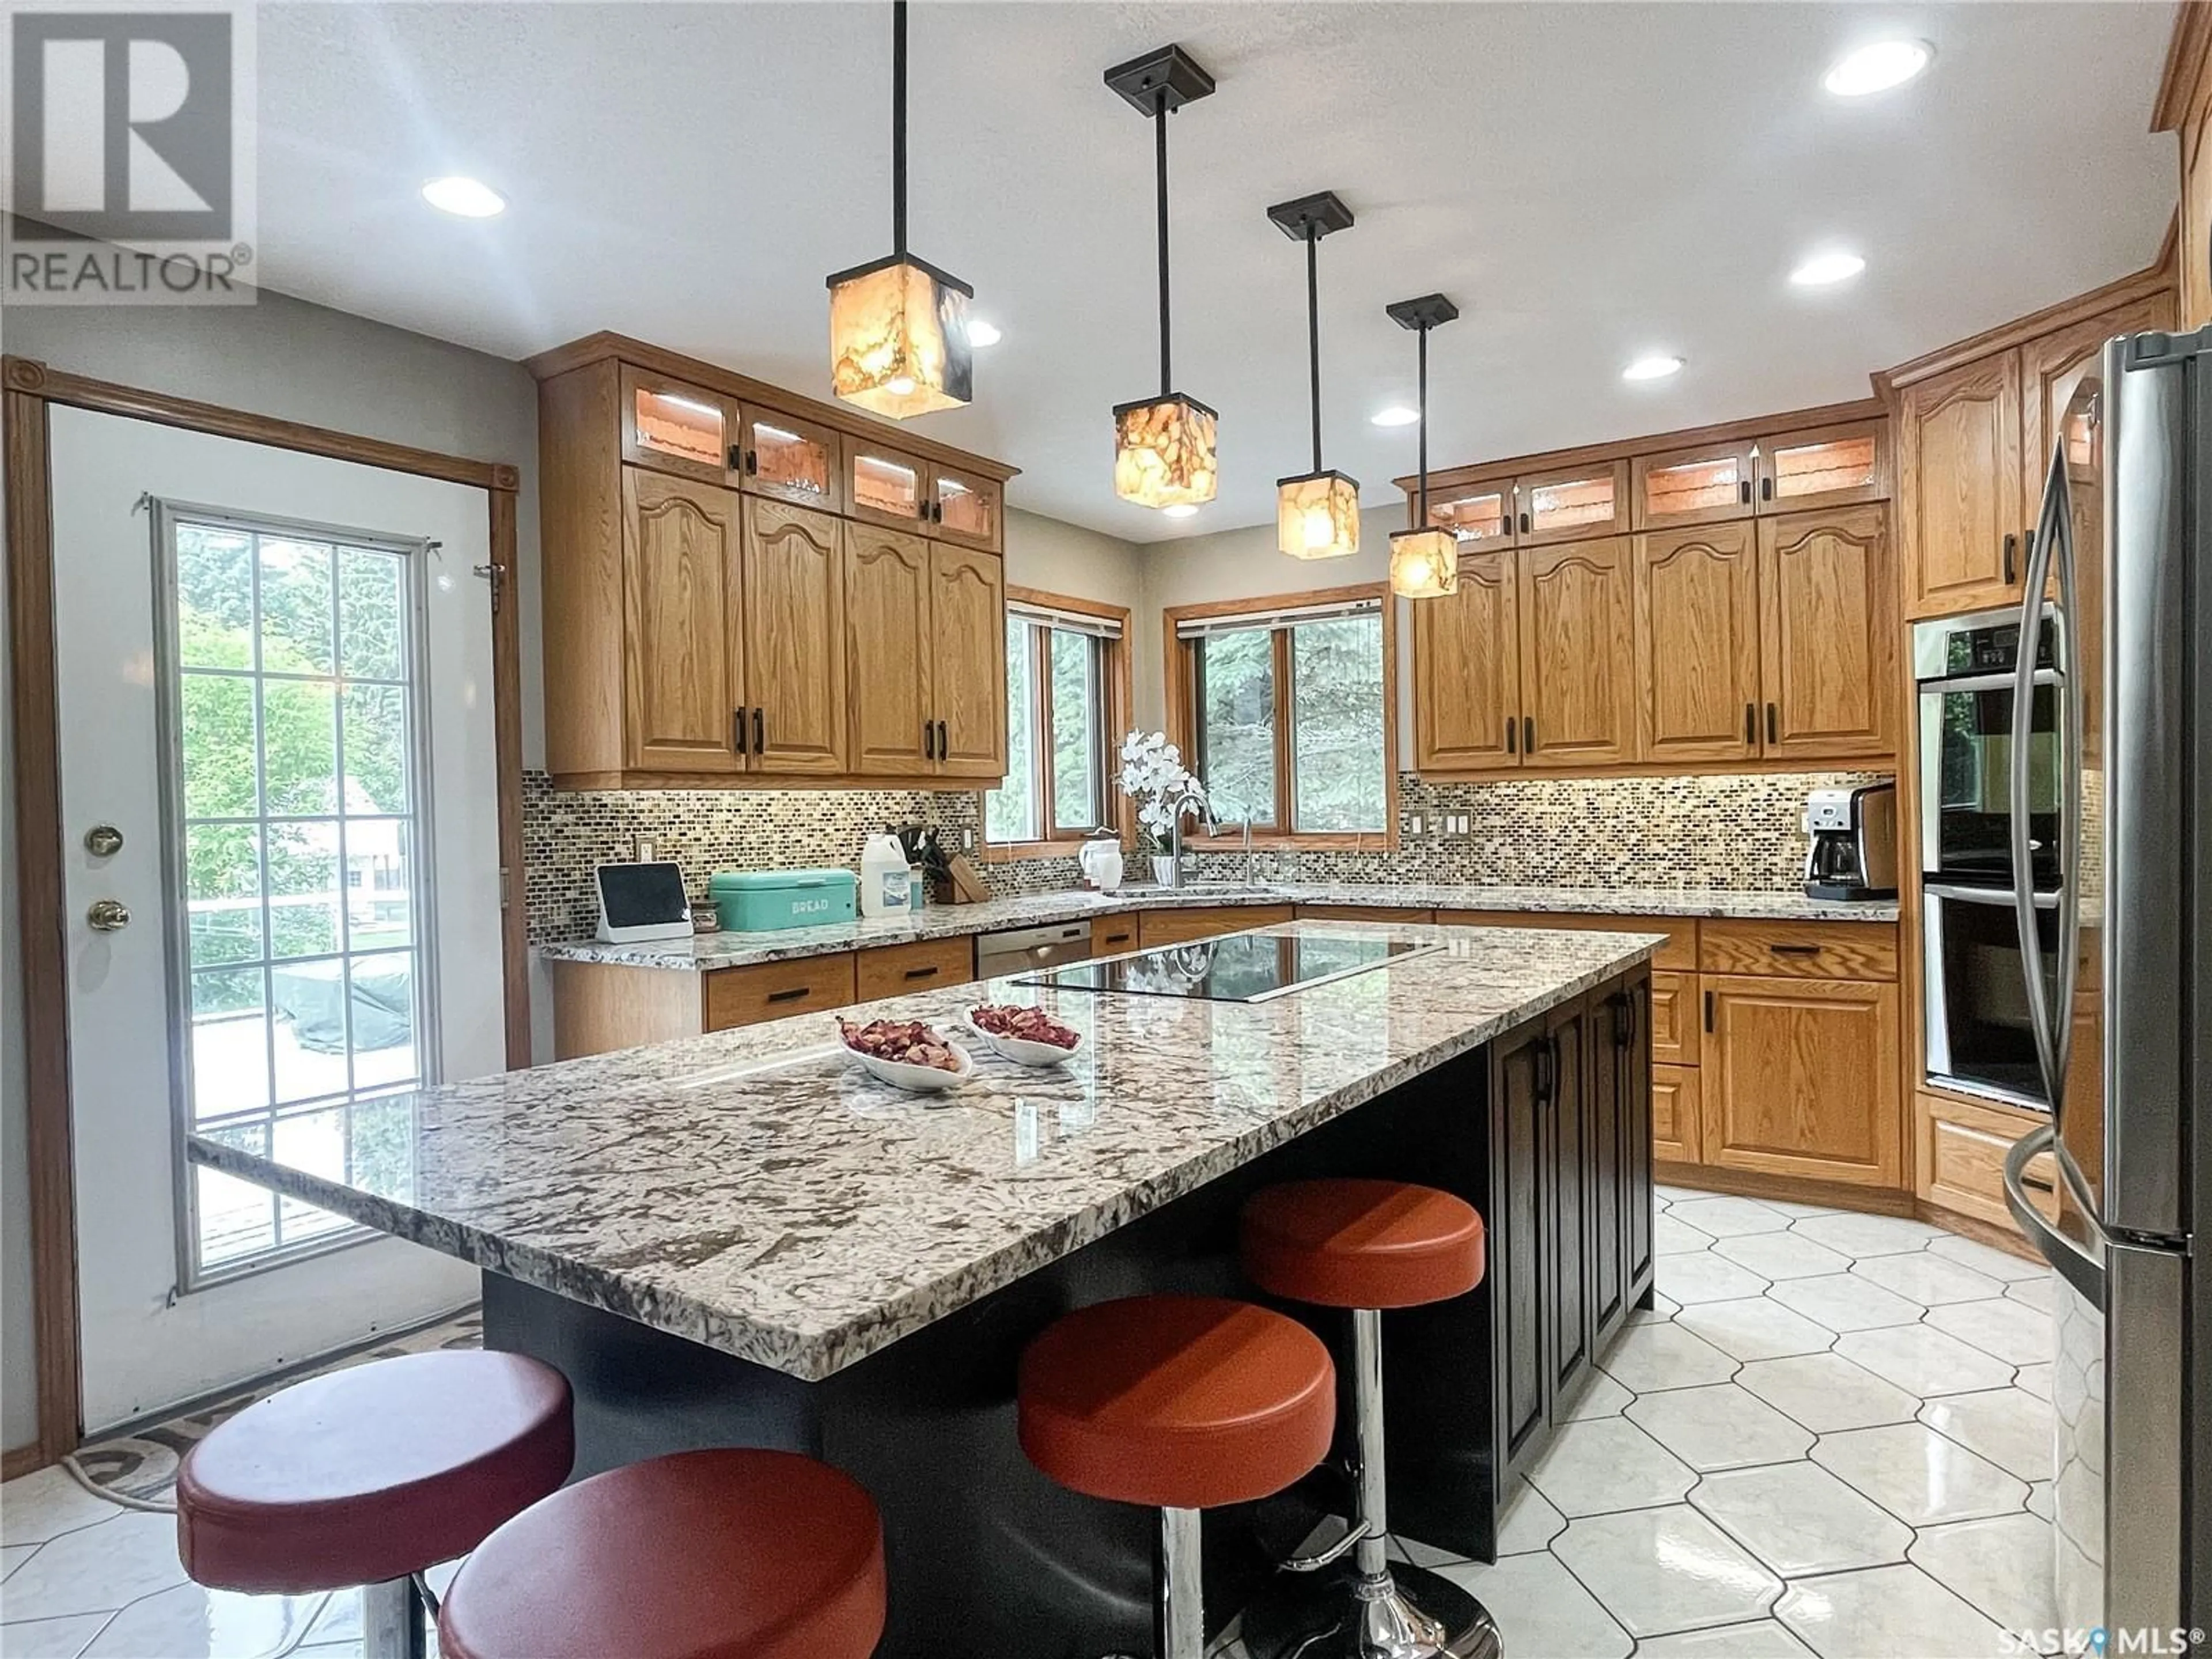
[1079,839,1124,892]
[1151,854,1180,888]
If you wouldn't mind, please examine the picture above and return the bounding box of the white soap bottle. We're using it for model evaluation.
[860,834,914,919]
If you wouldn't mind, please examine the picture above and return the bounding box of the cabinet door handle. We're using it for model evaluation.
[1534,1036,1552,1102]
[924,719,937,760]
[753,708,765,753]
[1769,942,1823,956]
[734,707,749,754]
[1738,478,1752,505]
[1703,989,1715,1032]
[1760,475,1774,502]
[727,444,745,474]
[903,965,940,982]
[1518,510,1532,535]
[1522,715,1536,753]
[1765,702,1778,745]
[766,986,811,1004]
[2003,532,2019,586]
[919,499,932,523]
[933,501,945,524]
[745,448,759,475]
[1744,702,1756,745]
[1506,718,1517,755]
[935,719,948,759]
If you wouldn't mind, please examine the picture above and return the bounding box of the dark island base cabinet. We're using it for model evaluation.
[483,968,1653,1657]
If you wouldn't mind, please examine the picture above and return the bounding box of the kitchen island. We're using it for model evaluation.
[194,921,1659,1657]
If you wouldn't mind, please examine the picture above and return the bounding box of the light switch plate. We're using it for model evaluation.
[636,839,654,863]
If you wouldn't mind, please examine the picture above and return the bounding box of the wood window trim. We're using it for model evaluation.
[980,586,1134,863]
[1161,581,1400,852]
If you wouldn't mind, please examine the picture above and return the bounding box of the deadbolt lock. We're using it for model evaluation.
[86,899,130,933]
[84,824,124,857]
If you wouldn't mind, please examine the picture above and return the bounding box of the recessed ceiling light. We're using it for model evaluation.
[1622,354,1684,382]
[1791,250,1867,287]
[1161,503,1200,519]
[1370,405,1420,427]
[967,319,1003,348]
[1823,40,1932,97]
[421,176,507,218]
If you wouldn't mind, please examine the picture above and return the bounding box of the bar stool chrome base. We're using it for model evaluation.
[1232,1559,1500,1659]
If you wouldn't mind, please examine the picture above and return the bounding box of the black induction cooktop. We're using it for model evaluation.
[1016,932,1437,1003]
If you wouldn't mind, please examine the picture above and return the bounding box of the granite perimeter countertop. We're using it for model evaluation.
[540,880,1899,972]
[192,921,1660,1381]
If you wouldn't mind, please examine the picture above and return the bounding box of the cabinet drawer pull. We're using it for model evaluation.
[753,708,765,753]
[734,707,749,754]
[2021,1171,2055,1194]
[1765,702,1778,745]
[1506,717,1517,755]
[2003,532,2019,586]
[902,965,940,981]
[766,986,811,1004]
[1768,943,1823,956]
[1703,989,1715,1032]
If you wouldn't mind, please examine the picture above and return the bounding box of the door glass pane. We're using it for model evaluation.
[632,385,726,469]
[1770,433,1877,501]
[187,824,262,966]
[262,679,337,813]
[1526,473,1616,533]
[1048,630,1101,832]
[347,824,414,951]
[266,820,342,959]
[191,967,270,1118]
[1429,486,1509,541]
[1644,456,1745,518]
[180,673,260,819]
[272,1106,351,1242]
[256,539,335,672]
[343,683,410,817]
[175,526,255,668]
[338,548,406,679]
[853,451,922,520]
[986,617,1039,842]
[750,419,832,501]
[195,1134,275,1271]
[936,474,995,542]
[1290,616,1386,832]
[347,953,418,1089]
[1196,628,1275,826]
[270,959,354,1103]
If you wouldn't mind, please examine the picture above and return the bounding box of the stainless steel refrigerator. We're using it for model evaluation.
[2003,327,2208,1638]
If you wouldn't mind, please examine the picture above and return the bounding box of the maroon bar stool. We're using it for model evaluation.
[176,1349,574,1659]
[1238,1179,1501,1659]
[1018,1293,1336,1659]
[437,1448,887,1659]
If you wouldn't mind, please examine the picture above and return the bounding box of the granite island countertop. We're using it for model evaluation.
[541,879,1897,972]
[194,920,1660,1381]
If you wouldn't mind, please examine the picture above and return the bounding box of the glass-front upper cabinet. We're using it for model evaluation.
[1425,477,1516,546]
[929,461,1002,551]
[1632,441,1758,528]
[621,367,737,485]
[1517,460,1628,546]
[847,442,929,532]
[1756,419,1888,513]
[737,407,842,513]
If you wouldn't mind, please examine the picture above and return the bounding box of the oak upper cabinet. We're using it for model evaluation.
[1412,548,1522,772]
[621,468,746,775]
[737,406,843,513]
[1426,474,1518,547]
[2019,294,2175,530]
[1517,460,1630,547]
[1898,351,2025,619]
[847,440,931,534]
[927,541,1008,778]
[927,459,1003,552]
[623,368,738,486]
[844,525,934,775]
[741,501,847,775]
[1517,536,1634,766]
[1758,419,1889,514]
[1633,441,1759,529]
[1702,974,1903,1187]
[1631,521,1761,764]
[1756,504,1895,761]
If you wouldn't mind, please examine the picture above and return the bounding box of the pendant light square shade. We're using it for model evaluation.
[1277,469,1361,559]
[1389,527,1460,599]
[827,253,974,419]
[1113,393,1218,509]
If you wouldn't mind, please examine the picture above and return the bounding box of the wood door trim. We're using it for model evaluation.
[1,362,528,1471]
[2154,1,2212,131]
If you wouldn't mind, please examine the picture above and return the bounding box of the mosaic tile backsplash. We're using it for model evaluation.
[524,769,1890,944]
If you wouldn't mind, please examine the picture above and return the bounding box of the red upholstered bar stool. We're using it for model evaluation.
[1238,1179,1501,1659]
[436,1448,887,1659]
[176,1350,574,1659]
[1018,1294,1336,1659]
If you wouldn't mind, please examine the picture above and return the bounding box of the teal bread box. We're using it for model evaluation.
[708,868,858,933]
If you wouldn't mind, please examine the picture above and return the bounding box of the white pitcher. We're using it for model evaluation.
[1078,837,1124,893]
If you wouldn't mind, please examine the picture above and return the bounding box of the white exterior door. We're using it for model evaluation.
[48,406,497,1433]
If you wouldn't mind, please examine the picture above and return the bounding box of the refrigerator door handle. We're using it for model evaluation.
[2009,507,2063,1111]
[2003,1126,2104,1310]
[2040,443,2085,1102]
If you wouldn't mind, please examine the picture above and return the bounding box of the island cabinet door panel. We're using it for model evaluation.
[1653,1064,1701,1163]
[1756,505,1894,762]
[1490,1023,1550,1469]
[844,525,934,775]
[1412,550,1521,772]
[927,542,1008,778]
[1543,1001,1593,1403]
[620,467,745,774]
[1517,536,1634,767]
[1632,522,1762,764]
[1625,978,1655,1291]
[1899,351,2024,619]
[1649,971,1699,1067]
[742,499,847,775]
[1701,975,1902,1187]
[1585,989,1629,1339]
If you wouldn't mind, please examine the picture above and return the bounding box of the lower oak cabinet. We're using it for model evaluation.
[1699,974,1903,1187]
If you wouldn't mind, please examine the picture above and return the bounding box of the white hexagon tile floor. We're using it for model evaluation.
[0,1188,2065,1658]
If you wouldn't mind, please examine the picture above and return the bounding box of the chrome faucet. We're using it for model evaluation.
[1241,817,1259,886]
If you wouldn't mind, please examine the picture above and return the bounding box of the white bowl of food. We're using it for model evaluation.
[836,1017,975,1093]
[967,1003,1084,1068]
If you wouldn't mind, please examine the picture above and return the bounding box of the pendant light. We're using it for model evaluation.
[1104,45,1218,511]
[1386,293,1461,599]
[826,1,972,419]
[1270,191,1359,560]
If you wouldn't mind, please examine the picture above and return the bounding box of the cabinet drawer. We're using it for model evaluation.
[1294,904,1435,923]
[1092,918,1139,956]
[855,937,975,1002]
[1650,971,1698,1067]
[703,954,858,1031]
[1653,1064,1701,1164]
[1699,918,1897,980]
[1435,910,1697,971]
[1138,906,1293,947]
[1917,1092,2058,1230]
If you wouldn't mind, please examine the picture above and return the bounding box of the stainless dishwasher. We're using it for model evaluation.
[975,919,1092,979]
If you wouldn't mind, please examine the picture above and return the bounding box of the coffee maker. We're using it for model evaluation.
[1802,782,1899,900]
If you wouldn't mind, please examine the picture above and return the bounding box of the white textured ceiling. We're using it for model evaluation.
[253,2,2178,541]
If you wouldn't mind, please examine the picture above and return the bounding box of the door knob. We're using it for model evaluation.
[84,824,123,857]
[86,899,130,933]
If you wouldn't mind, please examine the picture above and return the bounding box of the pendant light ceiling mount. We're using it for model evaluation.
[1270,190,1359,561]
[1105,43,1219,514]
[1387,291,1462,600]
[826,0,973,421]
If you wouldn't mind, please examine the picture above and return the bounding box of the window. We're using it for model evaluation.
[985,592,1130,849]
[162,512,435,1283]
[1171,585,1393,841]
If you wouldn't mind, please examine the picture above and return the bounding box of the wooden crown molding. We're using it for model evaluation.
[524,331,1021,485]
[2153,1,2212,132]
[1874,255,2179,396]
[1396,396,1887,498]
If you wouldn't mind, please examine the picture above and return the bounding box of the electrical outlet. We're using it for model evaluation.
[962,828,975,851]
[636,839,654,863]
